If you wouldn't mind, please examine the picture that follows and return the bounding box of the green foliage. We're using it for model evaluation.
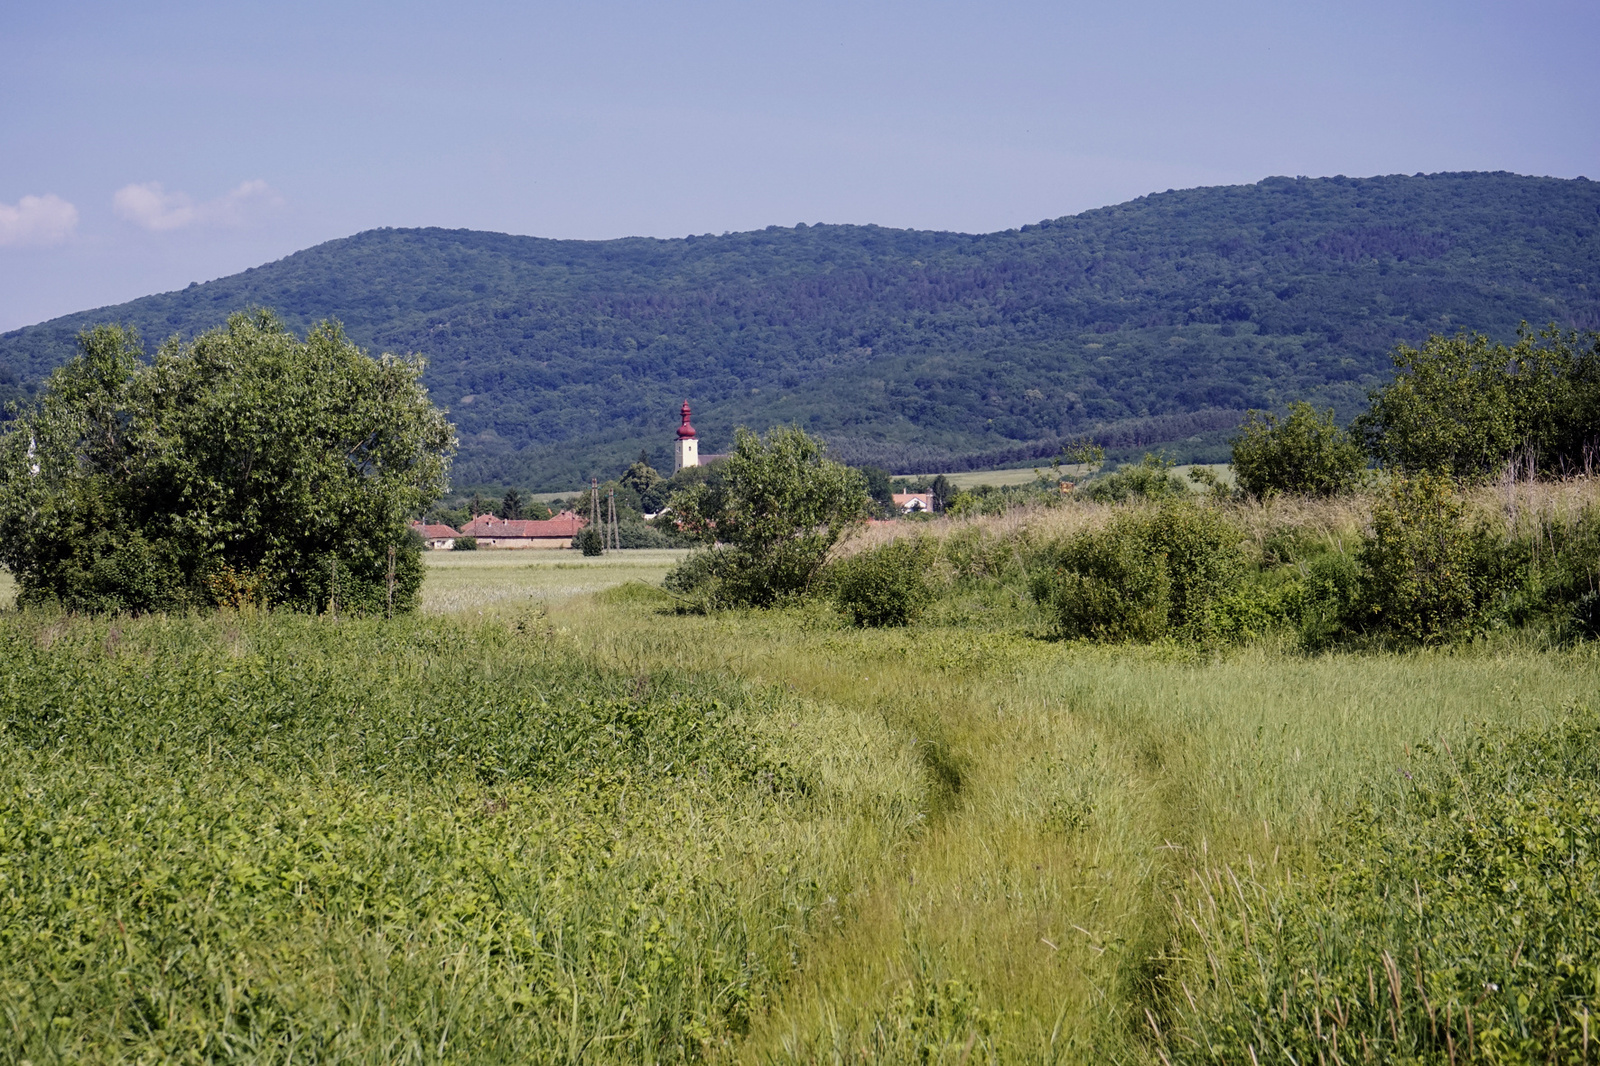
[499,486,524,519]
[1163,708,1600,1065]
[619,451,665,509]
[0,313,454,614]
[576,526,605,556]
[1079,453,1189,503]
[832,538,937,627]
[1358,327,1600,480]
[859,465,896,516]
[1032,528,1172,642]
[1231,400,1365,497]
[1355,471,1483,644]
[5,174,1596,486]
[0,611,850,1062]
[665,426,867,608]
[452,534,477,551]
[1032,503,1246,642]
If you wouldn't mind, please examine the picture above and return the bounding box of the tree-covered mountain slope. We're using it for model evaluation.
[2,171,1596,488]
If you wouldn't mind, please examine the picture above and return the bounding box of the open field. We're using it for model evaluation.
[421,548,689,613]
[919,463,1232,491]
[2,498,1598,1062]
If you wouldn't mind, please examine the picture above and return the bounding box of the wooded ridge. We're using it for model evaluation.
[2,171,1595,489]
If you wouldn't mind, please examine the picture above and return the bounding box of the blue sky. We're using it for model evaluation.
[2,0,1595,331]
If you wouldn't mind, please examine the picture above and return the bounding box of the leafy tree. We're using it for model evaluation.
[0,312,454,613]
[499,488,524,519]
[929,474,954,514]
[620,452,662,495]
[1231,401,1365,497]
[858,465,896,516]
[1356,327,1600,480]
[665,426,867,607]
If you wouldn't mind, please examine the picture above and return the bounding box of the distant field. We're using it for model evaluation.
[922,462,1233,490]
[421,547,689,613]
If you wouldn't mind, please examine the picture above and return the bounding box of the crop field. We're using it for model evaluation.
[924,464,1232,491]
[420,549,690,613]
[2,504,1599,1063]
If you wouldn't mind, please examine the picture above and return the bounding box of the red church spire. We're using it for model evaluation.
[677,400,697,439]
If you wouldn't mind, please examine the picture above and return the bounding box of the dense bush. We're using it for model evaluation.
[1163,708,1600,1064]
[831,538,937,627]
[576,526,605,555]
[1031,528,1172,641]
[0,313,453,614]
[665,426,867,608]
[1078,454,1188,503]
[452,534,477,551]
[1357,327,1600,480]
[1231,400,1365,497]
[1032,503,1245,642]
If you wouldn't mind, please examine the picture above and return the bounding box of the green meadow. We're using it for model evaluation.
[2,512,1598,1063]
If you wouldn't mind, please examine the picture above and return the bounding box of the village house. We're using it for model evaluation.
[892,492,934,514]
[459,510,587,549]
[410,521,461,550]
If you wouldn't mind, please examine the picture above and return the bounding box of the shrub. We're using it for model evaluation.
[453,535,477,551]
[1079,453,1188,503]
[664,426,867,607]
[1031,529,1172,641]
[1295,550,1364,650]
[1231,401,1364,497]
[1032,502,1245,642]
[1355,471,1480,644]
[575,527,605,556]
[832,538,937,627]
[662,549,744,611]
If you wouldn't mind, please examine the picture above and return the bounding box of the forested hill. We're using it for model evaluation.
[2,171,1597,489]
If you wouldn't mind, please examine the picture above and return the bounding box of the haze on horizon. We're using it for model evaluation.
[2,0,1596,333]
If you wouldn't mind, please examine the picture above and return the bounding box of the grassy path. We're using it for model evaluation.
[547,587,1600,1061]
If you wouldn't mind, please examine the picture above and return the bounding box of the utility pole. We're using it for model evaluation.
[607,488,620,550]
[590,478,603,553]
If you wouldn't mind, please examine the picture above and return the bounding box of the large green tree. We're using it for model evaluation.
[1356,327,1600,479]
[0,311,455,613]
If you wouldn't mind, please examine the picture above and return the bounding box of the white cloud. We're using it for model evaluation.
[113,179,282,232]
[0,194,79,247]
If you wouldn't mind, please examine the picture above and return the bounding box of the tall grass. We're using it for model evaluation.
[4,491,1600,1062]
[559,587,1600,1062]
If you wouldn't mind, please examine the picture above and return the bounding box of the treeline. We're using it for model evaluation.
[2,172,1596,487]
[656,326,1600,650]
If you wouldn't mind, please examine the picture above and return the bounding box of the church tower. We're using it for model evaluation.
[673,400,699,472]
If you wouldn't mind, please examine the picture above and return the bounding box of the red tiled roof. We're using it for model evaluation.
[460,511,588,538]
[892,493,933,510]
[411,521,461,538]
